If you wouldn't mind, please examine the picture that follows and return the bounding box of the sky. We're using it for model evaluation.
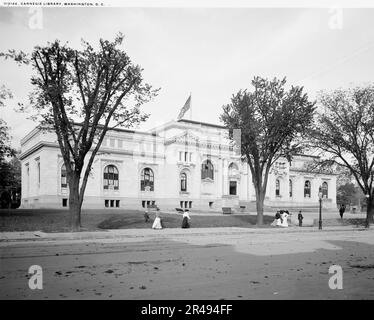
[1,6,374,149]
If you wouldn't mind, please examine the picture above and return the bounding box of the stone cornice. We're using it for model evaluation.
[20,142,166,161]
[19,141,58,160]
[289,167,338,176]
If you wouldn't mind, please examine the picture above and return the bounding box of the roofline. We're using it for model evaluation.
[293,153,320,159]
[72,122,157,136]
[21,123,157,146]
[20,127,42,146]
[19,141,57,160]
[20,141,166,161]
[177,119,227,129]
[289,168,339,176]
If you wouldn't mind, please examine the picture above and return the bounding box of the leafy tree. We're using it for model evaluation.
[2,34,158,231]
[0,85,14,161]
[336,182,365,208]
[0,156,21,208]
[0,85,19,208]
[220,77,315,225]
[0,156,21,188]
[308,86,374,227]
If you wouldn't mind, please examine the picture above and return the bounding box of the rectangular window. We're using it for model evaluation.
[147,200,150,208]
[209,202,214,208]
[110,200,115,207]
[61,170,67,188]
[62,198,68,207]
[184,201,188,208]
[142,200,146,208]
[189,153,192,162]
[105,200,109,208]
[185,152,188,162]
[189,201,192,208]
[118,139,123,148]
[36,161,40,187]
[179,151,182,161]
[151,201,155,206]
[26,164,30,196]
[180,201,184,208]
[115,200,120,208]
[110,139,115,147]
[229,181,237,195]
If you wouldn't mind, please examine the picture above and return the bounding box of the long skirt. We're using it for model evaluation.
[280,216,288,227]
[181,217,190,228]
[152,217,162,229]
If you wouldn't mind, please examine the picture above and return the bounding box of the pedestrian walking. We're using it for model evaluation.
[339,204,345,219]
[152,210,163,229]
[271,211,282,227]
[280,211,289,227]
[181,210,191,228]
[298,211,303,227]
[144,210,150,222]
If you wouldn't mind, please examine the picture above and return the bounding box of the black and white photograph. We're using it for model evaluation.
[0,0,374,308]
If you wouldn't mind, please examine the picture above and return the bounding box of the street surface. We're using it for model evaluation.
[1,227,374,299]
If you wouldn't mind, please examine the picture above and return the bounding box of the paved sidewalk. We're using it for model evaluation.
[0,225,369,243]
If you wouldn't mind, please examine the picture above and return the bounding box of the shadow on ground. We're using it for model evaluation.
[0,209,273,232]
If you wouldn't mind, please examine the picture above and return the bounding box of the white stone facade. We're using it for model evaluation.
[19,119,337,211]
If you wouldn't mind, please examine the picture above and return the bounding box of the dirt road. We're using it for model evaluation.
[1,227,374,299]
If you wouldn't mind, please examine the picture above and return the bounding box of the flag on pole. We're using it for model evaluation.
[177,95,191,120]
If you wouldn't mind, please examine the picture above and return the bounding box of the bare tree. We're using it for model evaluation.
[220,77,315,225]
[1,34,159,231]
[309,86,374,227]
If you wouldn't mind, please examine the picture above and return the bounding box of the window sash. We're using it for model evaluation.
[201,161,214,180]
[103,165,119,190]
[141,168,154,191]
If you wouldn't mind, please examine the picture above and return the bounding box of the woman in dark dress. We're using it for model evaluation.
[339,204,345,219]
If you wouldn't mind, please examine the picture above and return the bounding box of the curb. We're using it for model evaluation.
[0,226,370,243]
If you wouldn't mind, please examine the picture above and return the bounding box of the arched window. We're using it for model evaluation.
[141,167,154,191]
[289,179,293,198]
[61,164,67,188]
[201,160,214,180]
[103,165,119,190]
[275,179,280,196]
[228,162,239,176]
[322,181,328,198]
[304,180,311,198]
[180,172,187,192]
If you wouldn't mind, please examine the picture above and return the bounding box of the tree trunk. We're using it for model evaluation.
[68,175,81,232]
[366,198,374,228]
[255,189,265,225]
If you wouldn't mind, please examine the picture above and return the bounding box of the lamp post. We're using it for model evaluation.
[365,193,370,228]
[318,187,323,230]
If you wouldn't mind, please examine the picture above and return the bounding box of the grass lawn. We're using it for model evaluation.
[0,209,274,233]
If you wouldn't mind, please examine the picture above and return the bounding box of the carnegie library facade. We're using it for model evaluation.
[19,119,337,211]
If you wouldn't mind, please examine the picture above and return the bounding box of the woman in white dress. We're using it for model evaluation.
[280,211,289,227]
[152,211,163,229]
[181,210,191,228]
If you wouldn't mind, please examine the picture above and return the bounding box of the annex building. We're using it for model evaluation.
[19,119,337,212]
